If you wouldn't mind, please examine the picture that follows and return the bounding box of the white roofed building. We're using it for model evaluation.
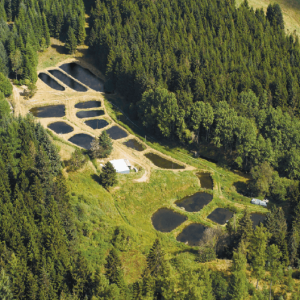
[109,159,130,174]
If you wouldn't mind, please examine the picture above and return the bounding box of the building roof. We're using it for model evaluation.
[110,159,130,173]
[251,199,267,207]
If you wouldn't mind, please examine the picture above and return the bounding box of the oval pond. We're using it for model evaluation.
[48,122,74,134]
[123,139,146,151]
[176,192,213,212]
[176,223,207,246]
[68,134,94,150]
[207,208,233,225]
[106,126,128,140]
[85,119,109,129]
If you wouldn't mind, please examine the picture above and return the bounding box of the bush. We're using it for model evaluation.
[90,131,113,159]
[0,72,12,97]
[67,148,88,172]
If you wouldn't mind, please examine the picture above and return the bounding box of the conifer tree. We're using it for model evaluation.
[98,130,113,158]
[65,26,77,54]
[99,162,117,189]
[0,73,12,97]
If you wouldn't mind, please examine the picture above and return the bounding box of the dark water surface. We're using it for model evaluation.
[250,213,266,228]
[68,134,94,150]
[176,223,207,246]
[145,153,184,169]
[29,105,65,118]
[76,110,105,118]
[75,101,101,109]
[152,208,187,232]
[85,119,109,129]
[207,208,233,225]
[124,139,145,151]
[106,126,128,140]
[38,73,65,91]
[48,122,74,134]
[48,69,87,92]
[60,63,104,92]
[197,172,213,189]
[176,192,213,212]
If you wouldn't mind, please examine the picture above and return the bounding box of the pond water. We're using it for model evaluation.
[84,119,109,129]
[75,101,101,109]
[145,153,184,169]
[76,110,105,118]
[207,208,233,225]
[176,223,207,246]
[59,63,104,92]
[250,213,266,228]
[152,208,187,232]
[48,69,87,92]
[47,122,74,134]
[197,172,213,189]
[176,192,213,212]
[29,105,65,118]
[38,73,65,91]
[106,126,128,140]
[123,139,145,151]
[68,133,94,150]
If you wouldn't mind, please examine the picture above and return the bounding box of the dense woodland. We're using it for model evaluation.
[1,0,300,298]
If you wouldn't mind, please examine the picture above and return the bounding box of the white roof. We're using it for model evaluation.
[110,159,130,173]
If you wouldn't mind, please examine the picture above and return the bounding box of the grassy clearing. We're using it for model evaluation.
[236,0,300,37]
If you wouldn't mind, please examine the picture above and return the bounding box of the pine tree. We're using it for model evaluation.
[98,130,113,158]
[42,13,50,47]
[0,73,12,97]
[65,26,77,54]
[146,239,166,277]
[237,208,253,244]
[99,162,117,189]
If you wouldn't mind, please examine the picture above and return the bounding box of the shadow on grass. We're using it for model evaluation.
[233,181,249,197]
[91,173,99,184]
[51,44,66,54]
[173,248,199,256]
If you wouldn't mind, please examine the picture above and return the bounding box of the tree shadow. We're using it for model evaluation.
[51,44,66,54]
[233,181,250,197]
[91,173,99,184]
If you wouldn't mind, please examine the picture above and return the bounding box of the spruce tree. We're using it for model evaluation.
[65,26,77,54]
[99,162,117,189]
[98,130,113,158]
[0,73,12,97]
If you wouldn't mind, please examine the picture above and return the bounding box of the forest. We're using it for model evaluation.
[1,0,300,298]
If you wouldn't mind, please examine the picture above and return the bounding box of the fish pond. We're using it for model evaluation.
[84,119,109,129]
[152,208,187,232]
[106,126,128,140]
[59,63,104,92]
[197,172,213,189]
[38,73,65,91]
[176,223,207,246]
[145,153,184,169]
[76,110,105,118]
[68,134,94,150]
[207,208,233,225]
[47,122,73,134]
[176,192,213,212]
[250,213,266,228]
[75,101,101,109]
[48,69,87,92]
[29,105,65,118]
[123,139,146,151]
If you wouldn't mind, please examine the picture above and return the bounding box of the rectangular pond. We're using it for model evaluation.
[152,208,187,232]
[106,126,128,140]
[75,101,101,109]
[48,69,88,92]
[176,192,213,212]
[197,172,213,189]
[76,110,105,118]
[60,63,104,92]
[207,208,233,225]
[176,223,207,246]
[38,73,65,91]
[68,133,94,150]
[123,139,146,151]
[48,122,74,134]
[145,153,184,169]
[29,105,65,118]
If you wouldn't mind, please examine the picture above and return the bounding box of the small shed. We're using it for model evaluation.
[110,159,130,174]
[251,198,267,207]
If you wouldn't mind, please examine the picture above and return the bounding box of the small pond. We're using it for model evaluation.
[106,126,128,140]
[59,63,104,92]
[197,172,213,189]
[152,208,187,232]
[176,192,213,212]
[48,69,87,92]
[123,139,145,151]
[145,153,184,169]
[176,223,207,246]
[47,122,74,134]
[68,134,94,150]
[84,119,109,129]
[76,110,105,118]
[207,208,233,225]
[75,101,101,109]
[38,73,65,91]
[250,213,266,228]
[29,105,65,118]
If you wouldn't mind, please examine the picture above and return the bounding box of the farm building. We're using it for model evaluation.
[251,198,267,207]
[110,159,130,174]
